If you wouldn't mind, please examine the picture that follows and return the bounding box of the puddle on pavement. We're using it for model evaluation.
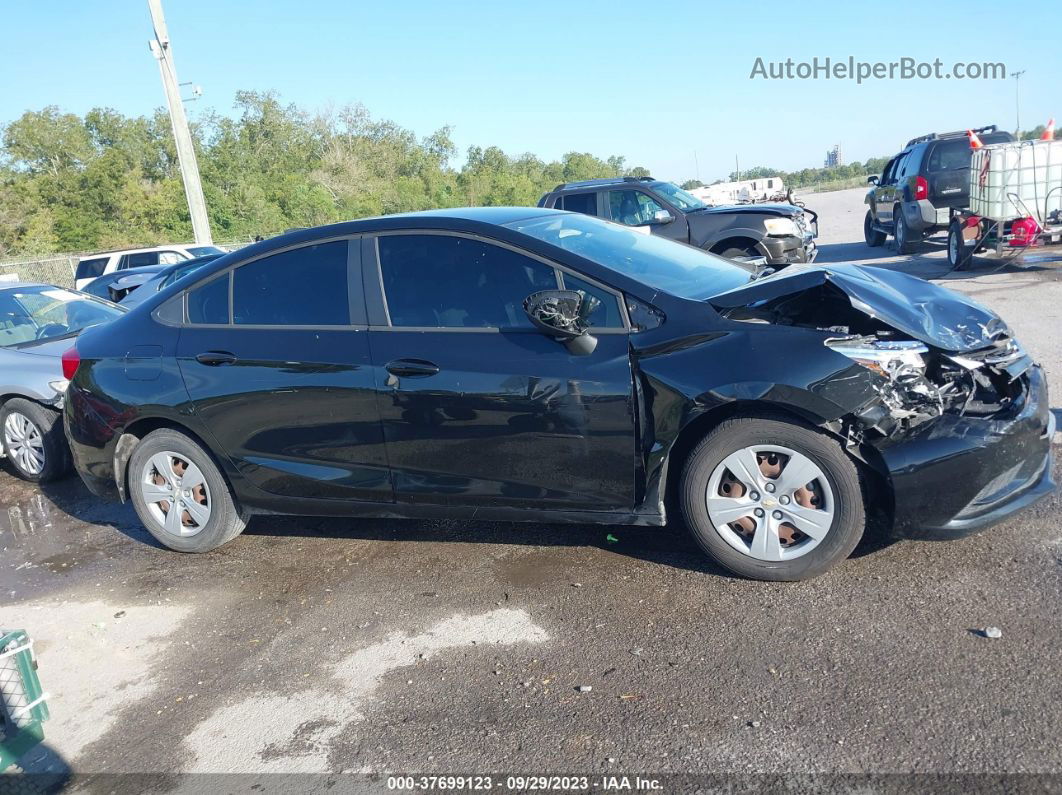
[0,475,131,586]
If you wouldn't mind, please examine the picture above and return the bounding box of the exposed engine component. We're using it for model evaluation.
[826,332,1032,435]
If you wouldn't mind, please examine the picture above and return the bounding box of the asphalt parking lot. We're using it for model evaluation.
[2,187,1061,788]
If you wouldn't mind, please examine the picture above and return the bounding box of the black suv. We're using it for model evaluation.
[864,124,1015,254]
[539,177,817,268]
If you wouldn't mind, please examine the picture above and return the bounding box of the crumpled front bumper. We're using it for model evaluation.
[880,365,1056,539]
[761,234,817,266]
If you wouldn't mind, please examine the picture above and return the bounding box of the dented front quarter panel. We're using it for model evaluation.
[628,300,887,515]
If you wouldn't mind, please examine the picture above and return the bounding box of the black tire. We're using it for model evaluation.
[893,204,917,254]
[0,398,70,482]
[128,428,247,552]
[864,210,886,247]
[947,219,974,270]
[679,414,865,581]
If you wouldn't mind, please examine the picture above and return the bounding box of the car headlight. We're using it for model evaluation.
[48,379,69,394]
[825,337,928,377]
[763,217,799,237]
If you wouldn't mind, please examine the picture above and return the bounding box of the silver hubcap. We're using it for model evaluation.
[4,412,45,476]
[141,451,211,537]
[706,445,835,561]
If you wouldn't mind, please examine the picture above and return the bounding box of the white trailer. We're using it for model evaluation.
[947,138,1062,269]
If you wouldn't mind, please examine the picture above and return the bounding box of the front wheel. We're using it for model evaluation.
[864,210,886,247]
[128,428,247,552]
[679,415,865,581]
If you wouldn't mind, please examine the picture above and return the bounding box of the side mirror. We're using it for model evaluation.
[651,209,674,224]
[866,175,879,185]
[523,290,600,356]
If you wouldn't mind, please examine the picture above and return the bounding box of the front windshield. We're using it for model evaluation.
[0,286,123,348]
[186,245,225,257]
[650,181,707,211]
[506,213,752,301]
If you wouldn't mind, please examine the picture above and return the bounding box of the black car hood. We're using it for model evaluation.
[696,203,801,218]
[708,264,1007,353]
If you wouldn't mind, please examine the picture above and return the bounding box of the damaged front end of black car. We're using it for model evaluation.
[702,265,1055,540]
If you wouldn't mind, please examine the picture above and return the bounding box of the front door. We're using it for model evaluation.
[365,232,636,511]
[175,238,392,502]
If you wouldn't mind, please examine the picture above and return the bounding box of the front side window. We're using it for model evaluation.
[232,241,349,326]
[560,273,624,328]
[608,190,665,226]
[378,235,557,329]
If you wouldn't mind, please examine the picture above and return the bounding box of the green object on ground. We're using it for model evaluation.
[606,533,619,544]
[0,630,49,773]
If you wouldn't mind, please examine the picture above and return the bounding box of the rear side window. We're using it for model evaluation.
[187,274,229,324]
[560,193,598,216]
[378,235,557,328]
[232,241,349,326]
[76,257,109,281]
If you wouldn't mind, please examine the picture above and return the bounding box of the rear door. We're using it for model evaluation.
[364,231,637,511]
[175,237,392,502]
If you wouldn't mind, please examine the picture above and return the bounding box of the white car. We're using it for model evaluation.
[74,244,225,290]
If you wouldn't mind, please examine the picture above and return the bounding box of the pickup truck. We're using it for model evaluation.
[537,176,817,267]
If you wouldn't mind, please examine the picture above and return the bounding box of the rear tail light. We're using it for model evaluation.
[914,176,928,201]
[1009,217,1041,247]
[61,345,80,380]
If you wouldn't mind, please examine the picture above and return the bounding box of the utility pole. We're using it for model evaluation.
[148,0,212,244]
[734,154,740,182]
[1011,69,1026,137]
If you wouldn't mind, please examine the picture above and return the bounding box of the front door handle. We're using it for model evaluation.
[385,358,440,377]
[195,351,237,366]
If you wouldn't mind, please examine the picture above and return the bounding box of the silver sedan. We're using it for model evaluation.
[0,283,124,480]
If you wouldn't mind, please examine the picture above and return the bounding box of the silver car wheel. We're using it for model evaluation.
[141,451,212,537]
[705,444,835,562]
[4,412,45,476]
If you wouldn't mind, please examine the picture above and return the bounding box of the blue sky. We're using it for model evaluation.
[1,0,1057,183]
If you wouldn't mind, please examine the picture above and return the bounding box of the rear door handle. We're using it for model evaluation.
[385,358,440,377]
[195,351,237,366]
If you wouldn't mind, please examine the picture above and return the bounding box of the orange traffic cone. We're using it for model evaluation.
[967,129,983,149]
[1042,118,1056,140]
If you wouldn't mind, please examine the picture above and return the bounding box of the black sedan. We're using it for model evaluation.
[62,208,1055,580]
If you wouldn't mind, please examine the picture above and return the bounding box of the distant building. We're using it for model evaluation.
[824,144,843,168]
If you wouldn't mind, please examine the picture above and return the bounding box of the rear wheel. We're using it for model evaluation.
[128,428,247,552]
[679,415,865,581]
[0,398,69,482]
[894,204,917,254]
[864,210,886,247]
[947,219,974,270]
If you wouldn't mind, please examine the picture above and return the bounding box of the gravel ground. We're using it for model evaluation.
[1,188,1060,791]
